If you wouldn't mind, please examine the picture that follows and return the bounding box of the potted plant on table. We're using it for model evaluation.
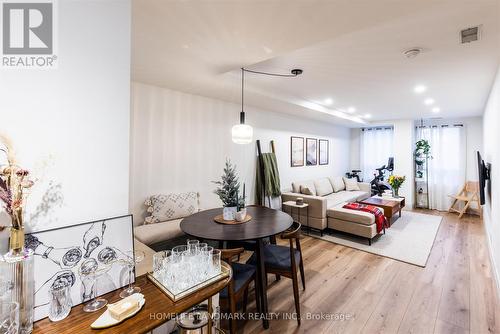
[388,175,406,198]
[213,160,241,221]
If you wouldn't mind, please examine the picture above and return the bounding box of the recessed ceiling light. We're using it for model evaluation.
[347,107,356,113]
[414,85,427,94]
[323,98,333,105]
[424,98,435,106]
[432,107,441,113]
[363,114,372,119]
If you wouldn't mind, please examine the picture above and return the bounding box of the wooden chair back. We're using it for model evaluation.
[280,222,302,269]
[465,181,479,194]
[220,247,245,265]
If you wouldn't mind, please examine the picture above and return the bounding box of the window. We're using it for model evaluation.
[360,127,394,182]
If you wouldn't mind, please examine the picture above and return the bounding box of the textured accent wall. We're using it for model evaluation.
[130,82,351,224]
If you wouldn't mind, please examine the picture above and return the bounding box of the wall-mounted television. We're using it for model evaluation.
[477,151,490,205]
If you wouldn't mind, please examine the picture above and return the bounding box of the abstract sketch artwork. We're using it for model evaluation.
[25,215,134,321]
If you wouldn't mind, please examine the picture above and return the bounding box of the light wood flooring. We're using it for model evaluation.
[238,211,499,334]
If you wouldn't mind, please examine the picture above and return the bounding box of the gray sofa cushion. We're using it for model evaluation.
[329,176,346,192]
[343,177,361,191]
[324,190,370,208]
[134,218,184,245]
[314,178,334,196]
[292,180,316,196]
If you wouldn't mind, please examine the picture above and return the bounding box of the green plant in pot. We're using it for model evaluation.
[414,139,432,166]
[213,160,240,220]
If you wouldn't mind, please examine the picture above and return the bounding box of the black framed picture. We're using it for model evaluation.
[306,138,317,166]
[290,136,304,167]
[319,139,329,165]
[25,215,135,321]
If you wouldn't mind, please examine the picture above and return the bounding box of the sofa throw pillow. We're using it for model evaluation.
[144,192,199,224]
[300,186,314,195]
[329,176,346,192]
[314,178,334,196]
[292,180,316,196]
[343,177,360,191]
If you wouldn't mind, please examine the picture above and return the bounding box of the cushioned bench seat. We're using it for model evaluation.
[134,218,184,245]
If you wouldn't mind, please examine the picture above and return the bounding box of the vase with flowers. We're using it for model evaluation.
[0,138,35,333]
[388,175,406,198]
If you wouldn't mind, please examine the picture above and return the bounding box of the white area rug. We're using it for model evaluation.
[313,211,442,267]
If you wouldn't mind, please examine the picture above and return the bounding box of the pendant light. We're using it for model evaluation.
[232,68,253,144]
[231,67,303,144]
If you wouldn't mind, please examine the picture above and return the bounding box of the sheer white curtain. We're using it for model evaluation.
[417,125,466,211]
[360,127,394,181]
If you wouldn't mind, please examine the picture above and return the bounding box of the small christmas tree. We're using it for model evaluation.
[213,160,240,207]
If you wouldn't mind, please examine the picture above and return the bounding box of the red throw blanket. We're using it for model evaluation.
[342,202,388,234]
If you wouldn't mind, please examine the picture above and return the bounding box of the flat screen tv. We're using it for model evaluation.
[477,151,490,205]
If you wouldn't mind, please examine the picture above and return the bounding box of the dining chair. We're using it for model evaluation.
[218,247,260,334]
[247,222,305,325]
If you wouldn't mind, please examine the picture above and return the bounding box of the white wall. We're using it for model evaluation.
[130,82,351,223]
[0,0,131,252]
[482,65,500,292]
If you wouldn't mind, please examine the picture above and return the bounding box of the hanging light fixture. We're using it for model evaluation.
[232,68,253,144]
[231,67,303,144]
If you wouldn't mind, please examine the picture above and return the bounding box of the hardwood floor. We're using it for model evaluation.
[238,211,500,334]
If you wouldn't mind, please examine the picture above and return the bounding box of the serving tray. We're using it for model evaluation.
[147,261,231,302]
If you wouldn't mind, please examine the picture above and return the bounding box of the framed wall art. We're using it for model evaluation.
[319,139,329,165]
[290,136,304,167]
[306,138,317,166]
[25,214,135,321]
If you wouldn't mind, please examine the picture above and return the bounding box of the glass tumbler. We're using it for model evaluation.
[0,301,19,334]
[48,282,72,322]
[153,250,171,281]
[187,240,199,255]
[209,249,222,276]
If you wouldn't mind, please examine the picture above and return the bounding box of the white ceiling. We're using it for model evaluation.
[132,0,500,127]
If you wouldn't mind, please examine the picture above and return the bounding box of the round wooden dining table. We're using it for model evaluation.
[180,205,293,329]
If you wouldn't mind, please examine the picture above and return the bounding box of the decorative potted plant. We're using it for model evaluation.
[213,160,240,221]
[414,139,432,166]
[388,175,406,198]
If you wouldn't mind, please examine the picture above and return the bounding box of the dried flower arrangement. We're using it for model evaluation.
[0,135,35,254]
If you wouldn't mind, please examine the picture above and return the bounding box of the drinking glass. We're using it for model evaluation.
[209,249,222,276]
[187,240,199,255]
[48,281,72,322]
[172,245,188,260]
[197,243,208,252]
[153,250,171,281]
[199,246,213,280]
[0,302,19,334]
[119,250,145,298]
[78,261,111,313]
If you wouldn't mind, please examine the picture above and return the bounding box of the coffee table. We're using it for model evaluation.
[358,196,405,225]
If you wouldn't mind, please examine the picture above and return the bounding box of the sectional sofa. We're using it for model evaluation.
[281,176,373,235]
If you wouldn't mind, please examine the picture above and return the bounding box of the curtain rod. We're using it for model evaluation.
[415,124,464,129]
[362,126,393,131]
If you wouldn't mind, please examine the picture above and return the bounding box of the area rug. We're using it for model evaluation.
[312,211,442,267]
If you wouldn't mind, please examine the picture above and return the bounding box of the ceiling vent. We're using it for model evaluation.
[461,26,481,44]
